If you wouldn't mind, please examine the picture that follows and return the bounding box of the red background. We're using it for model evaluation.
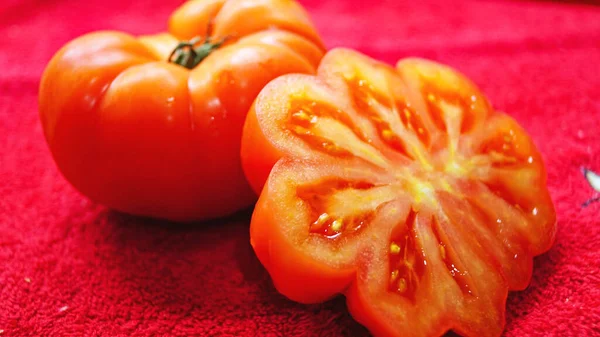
[1,0,600,336]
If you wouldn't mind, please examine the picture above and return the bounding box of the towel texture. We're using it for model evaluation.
[1,0,599,336]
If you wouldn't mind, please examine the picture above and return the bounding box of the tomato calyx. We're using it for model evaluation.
[168,34,232,69]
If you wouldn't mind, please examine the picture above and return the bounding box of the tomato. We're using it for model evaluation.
[241,48,557,337]
[38,0,325,222]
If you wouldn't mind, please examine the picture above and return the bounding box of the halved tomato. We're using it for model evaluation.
[241,48,556,337]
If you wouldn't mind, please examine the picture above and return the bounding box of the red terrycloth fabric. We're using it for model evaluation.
[1,0,600,336]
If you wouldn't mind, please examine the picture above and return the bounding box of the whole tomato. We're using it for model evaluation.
[39,0,325,222]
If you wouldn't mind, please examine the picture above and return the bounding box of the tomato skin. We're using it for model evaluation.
[169,0,326,50]
[241,48,556,337]
[345,281,454,337]
[240,92,286,195]
[38,0,324,222]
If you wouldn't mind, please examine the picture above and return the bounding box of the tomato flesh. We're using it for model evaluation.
[241,48,556,337]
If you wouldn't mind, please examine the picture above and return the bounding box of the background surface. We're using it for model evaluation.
[1,0,600,336]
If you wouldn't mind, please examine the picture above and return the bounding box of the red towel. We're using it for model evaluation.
[1,0,599,336]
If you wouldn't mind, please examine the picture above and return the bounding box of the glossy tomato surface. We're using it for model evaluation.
[241,48,556,337]
[38,0,324,222]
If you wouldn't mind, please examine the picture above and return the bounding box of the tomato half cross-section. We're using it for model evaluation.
[241,48,557,337]
[38,0,325,222]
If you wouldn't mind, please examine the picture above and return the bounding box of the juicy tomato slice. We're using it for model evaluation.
[241,48,556,337]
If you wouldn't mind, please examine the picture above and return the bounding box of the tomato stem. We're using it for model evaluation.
[168,35,230,69]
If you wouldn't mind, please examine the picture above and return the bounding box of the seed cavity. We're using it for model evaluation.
[311,213,331,231]
[397,278,408,293]
[299,180,376,239]
[424,91,449,132]
[479,124,527,168]
[291,110,316,124]
[345,75,414,158]
[422,83,486,134]
[389,242,401,255]
[431,216,474,296]
[287,97,372,159]
[330,219,344,232]
[397,99,430,146]
[388,210,424,301]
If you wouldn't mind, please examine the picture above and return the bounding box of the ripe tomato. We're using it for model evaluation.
[38,0,324,222]
[241,48,557,337]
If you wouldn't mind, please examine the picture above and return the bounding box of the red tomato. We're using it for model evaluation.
[241,48,557,337]
[38,0,325,222]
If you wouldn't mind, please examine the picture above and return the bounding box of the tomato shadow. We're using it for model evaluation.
[233,233,372,336]
[96,204,256,259]
[73,206,259,320]
[102,205,254,230]
[73,205,369,335]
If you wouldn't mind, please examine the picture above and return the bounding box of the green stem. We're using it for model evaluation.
[168,35,229,69]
